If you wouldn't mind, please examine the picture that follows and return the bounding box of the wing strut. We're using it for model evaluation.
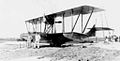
[39,18,42,32]
[32,22,36,32]
[82,8,94,33]
[71,11,81,32]
[71,9,74,30]
[81,14,83,32]
[44,24,46,32]
[62,13,65,33]
[25,22,30,33]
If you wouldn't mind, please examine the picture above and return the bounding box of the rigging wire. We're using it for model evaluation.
[82,8,94,33]
[103,11,111,36]
[101,14,105,37]
[95,19,97,25]
[100,13,105,37]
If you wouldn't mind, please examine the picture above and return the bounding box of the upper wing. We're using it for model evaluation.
[25,5,104,24]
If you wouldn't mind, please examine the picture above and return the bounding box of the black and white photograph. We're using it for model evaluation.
[0,0,120,61]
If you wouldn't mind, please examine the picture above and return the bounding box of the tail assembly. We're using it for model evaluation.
[85,24,96,37]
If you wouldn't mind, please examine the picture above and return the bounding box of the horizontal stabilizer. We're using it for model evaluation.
[87,27,114,31]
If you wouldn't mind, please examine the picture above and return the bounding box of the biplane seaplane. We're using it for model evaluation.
[20,5,113,47]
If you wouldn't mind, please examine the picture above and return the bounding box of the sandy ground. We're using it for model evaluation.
[0,40,61,61]
[93,41,120,50]
[1,40,120,61]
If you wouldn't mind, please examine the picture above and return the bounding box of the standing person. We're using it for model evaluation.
[115,36,118,42]
[26,33,33,48]
[33,33,41,48]
[36,33,41,48]
[119,36,120,42]
[105,36,109,43]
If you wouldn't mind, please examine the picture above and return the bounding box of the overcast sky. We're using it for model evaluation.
[0,0,120,38]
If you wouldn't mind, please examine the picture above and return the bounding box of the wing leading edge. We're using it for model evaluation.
[26,5,104,24]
